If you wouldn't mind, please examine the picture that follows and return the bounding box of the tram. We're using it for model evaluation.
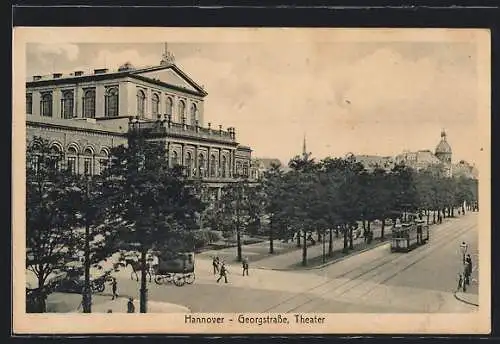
[390,218,429,252]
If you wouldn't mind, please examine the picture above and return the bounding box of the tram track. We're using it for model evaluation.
[263,216,475,313]
[282,222,475,312]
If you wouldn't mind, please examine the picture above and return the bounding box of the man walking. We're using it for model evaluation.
[212,256,220,275]
[111,277,118,300]
[242,257,249,276]
[217,262,228,284]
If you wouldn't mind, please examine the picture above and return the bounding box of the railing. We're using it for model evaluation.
[127,115,236,143]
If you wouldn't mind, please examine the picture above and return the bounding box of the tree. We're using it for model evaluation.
[101,134,205,313]
[261,162,286,254]
[218,176,263,262]
[26,137,82,312]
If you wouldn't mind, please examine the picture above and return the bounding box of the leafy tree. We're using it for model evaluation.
[101,134,205,313]
[26,137,82,312]
[217,176,263,261]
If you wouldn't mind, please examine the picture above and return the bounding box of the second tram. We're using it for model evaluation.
[390,219,429,252]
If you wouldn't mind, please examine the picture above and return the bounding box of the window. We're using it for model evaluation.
[185,152,192,177]
[26,93,32,115]
[29,154,40,173]
[222,156,227,177]
[210,155,216,177]
[152,93,160,117]
[190,103,197,125]
[137,90,146,118]
[166,97,173,119]
[198,154,205,177]
[99,148,110,173]
[48,145,62,171]
[236,162,242,176]
[67,146,78,174]
[105,87,119,117]
[178,100,186,122]
[83,89,96,118]
[61,90,74,119]
[83,148,93,175]
[243,163,249,177]
[40,92,53,117]
[171,151,178,166]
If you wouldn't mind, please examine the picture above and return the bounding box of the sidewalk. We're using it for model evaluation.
[255,227,390,271]
[454,291,479,307]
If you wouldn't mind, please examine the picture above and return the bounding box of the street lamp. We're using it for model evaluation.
[460,241,468,265]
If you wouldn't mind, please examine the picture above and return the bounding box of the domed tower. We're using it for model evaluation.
[435,129,452,164]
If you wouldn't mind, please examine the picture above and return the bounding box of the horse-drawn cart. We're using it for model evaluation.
[154,252,195,287]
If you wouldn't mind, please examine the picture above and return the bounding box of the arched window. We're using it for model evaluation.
[178,100,186,123]
[99,148,110,173]
[105,87,119,117]
[222,156,227,178]
[190,103,197,126]
[67,146,78,174]
[61,90,74,119]
[171,151,178,166]
[185,152,192,177]
[26,93,32,115]
[198,154,205,177]
[137,90,146,118]
[210,155,216,177]
[165,97,173,120]
[152,93,160,117]
[40,92,53,117]
[83,89,96,118]
[83,148,93,176]
[49,144,62,170]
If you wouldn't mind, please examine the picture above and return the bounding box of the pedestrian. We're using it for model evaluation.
[217,262,228,283]
[212,256,220,275]
[465,254,473,285]
[107,309,113,313]
[242,257,249,276]
[456,273,464,292]
[111,277,118,300]
[127,297,135,313]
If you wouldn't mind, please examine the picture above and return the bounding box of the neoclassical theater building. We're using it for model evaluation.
[26,46,253,200]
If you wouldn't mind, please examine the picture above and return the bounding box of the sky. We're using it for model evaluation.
[26,39,482,166]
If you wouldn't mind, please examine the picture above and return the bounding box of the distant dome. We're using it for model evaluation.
[435,130,452,154]
[118,62,135,71]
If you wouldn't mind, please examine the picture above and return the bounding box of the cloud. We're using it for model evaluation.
[35,43,80,61]
[91,49,159,69]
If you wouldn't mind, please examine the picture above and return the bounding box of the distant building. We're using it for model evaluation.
[349,130,477,179]
[250,158,283,180]
[26,44,253,200]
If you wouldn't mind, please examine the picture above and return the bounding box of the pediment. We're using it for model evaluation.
[134,67,203,94]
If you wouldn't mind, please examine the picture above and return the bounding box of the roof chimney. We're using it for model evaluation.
[74,71,84,76]
[32,75,42,81]
[53,73,62,79]
[94,68,108,74]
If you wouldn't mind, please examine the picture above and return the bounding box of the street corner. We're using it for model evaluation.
[454,291,479,307]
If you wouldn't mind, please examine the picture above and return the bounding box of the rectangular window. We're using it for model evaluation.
[26,93,32,115]
[61,96,74,119]
[30,155,40,173]
[83,158,92,175]
[67,156,77,174]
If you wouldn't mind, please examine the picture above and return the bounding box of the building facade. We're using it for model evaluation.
[26,46,253,199]
[349,130,478,179]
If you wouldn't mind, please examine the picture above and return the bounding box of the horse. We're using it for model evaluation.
[124,258,155,282]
